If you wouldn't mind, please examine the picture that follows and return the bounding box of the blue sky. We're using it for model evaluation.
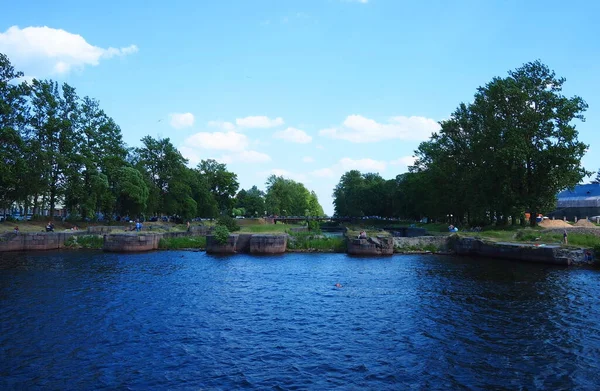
[2,0,599,215]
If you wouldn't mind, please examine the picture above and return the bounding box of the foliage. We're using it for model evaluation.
[64,235,104,249]
[239,223,298,233]
[287,232,346,252]
[395,243,439,253]
[216,215,240,232]
[265,175,324,216]
[592,169,600,185]
[332,61,590,227]
[235,186,265,217]
[213,224,230,244]
[197,159,239,214]
[158,236,206,249]
[307,220,321,232]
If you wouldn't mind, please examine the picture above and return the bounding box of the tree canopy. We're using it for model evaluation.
[334,61,590,226]
[0,52,322,222]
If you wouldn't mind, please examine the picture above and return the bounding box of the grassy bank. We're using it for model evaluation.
[158,236,206,250]
[287,232,346,252]
[64,235,104,249]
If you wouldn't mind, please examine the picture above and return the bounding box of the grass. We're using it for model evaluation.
[239,223,304,234]
[64,235,104,249]
[287,232,346,252]
[158,236,207,249]
[395,243,439,253]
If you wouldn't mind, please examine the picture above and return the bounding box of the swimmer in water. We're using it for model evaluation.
[335,283,342,288]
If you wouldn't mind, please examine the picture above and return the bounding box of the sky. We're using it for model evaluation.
[1,0,599,215]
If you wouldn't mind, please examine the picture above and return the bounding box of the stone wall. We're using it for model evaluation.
[387,227,428,237]
[206,235,238,254]
[0,232,78,252]
[250,235,287,254]
[454,237,570,265]
[347,236,394,256]
[87,226,127,234]
[103,234,162,252]
[394,236,449,251]
[235,234,253,253]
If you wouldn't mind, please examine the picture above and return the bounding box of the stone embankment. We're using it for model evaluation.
[206,234,287,254]
[0,232,78,252]
[394,236,449,252]
[347,236,394,255]
[455,237,574,265]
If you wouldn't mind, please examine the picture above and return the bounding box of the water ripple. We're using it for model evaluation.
[2,251,600,389]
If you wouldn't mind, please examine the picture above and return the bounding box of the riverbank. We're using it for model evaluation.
[1,223,597,266]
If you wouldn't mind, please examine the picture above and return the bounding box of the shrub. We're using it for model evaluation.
[213,225,230,244]
[159,236,206,249]
[64,235,103,249]
[217,215,240,232]
[307,220,321,232]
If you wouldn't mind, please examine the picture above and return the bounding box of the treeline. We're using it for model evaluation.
[0,53,323,220]
[333,61,590,226]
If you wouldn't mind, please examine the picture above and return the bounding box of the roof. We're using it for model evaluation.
[557,184,600,208]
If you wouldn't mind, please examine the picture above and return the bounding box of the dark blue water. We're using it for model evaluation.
[2,251,600,390]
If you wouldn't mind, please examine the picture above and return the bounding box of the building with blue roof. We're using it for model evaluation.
[551,183,600,220]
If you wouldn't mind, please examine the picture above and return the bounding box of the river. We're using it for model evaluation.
[1,251,600,390]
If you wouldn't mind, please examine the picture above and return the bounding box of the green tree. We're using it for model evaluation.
[134,136,188,215]
[592,170,600,185]
[115,166,149,217]
[265,175,323,216]
[196,159,239,213]
[235,185,265,217]
[0,53,29,216]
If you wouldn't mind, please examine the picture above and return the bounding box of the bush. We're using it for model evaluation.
[213,225,230,244]
[159,236,206,249]
[307,220,321,232]
[64,235,103,249]
[216,215,240,232]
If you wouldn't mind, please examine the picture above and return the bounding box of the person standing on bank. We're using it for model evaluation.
[563,229,568,245]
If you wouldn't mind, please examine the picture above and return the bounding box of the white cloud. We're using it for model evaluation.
[236,115,284,128]
[302,156,315,163]
[311,168,335,178]
[319,115,439,143]
[273,127,312,144]
[389,156,416,167]
[0,25,138,75]
[179,146,201,167]
[184,131,248,152]
[342,0,368,3]
[207,120,235,131]
[339,157,387,172]
[316,144,325,150]
[221,150,271,164]
[169,112,195,129]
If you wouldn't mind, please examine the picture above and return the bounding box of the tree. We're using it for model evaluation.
[134,136,188,215]
[115,166,149,217]
[592,170,600,185]
[196,159,239,213]
[0,53,29,216]
[411,60,590,226]
[235,185,265,217]
[265,175,323,216]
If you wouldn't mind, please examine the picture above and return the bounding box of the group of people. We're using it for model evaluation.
[448,225,459,232]
[358,231,367,239]
[45,221,54,232]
